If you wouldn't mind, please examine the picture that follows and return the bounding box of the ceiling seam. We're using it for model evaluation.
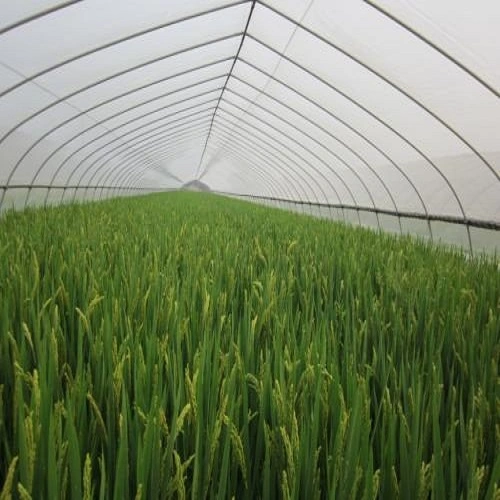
[195,0,257,180]
[199,0,315,182]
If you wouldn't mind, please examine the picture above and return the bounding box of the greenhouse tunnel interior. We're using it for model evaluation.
[0,0,499,255]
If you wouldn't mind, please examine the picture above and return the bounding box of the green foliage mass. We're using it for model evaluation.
[0,192,498,499]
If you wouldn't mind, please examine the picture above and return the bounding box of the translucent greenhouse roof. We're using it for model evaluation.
[0,1,499,252]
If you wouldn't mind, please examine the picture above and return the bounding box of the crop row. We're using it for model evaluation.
[0,192,498,498]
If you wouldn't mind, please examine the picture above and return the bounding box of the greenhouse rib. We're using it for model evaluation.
[0,1,250,100]
[245,35,473,251]
[363,0,500,99]
[69,108,218,196]
[236,57,432,223]
[229,75,402,222]
[0,33,243,210]
[11,57,235,191]
[256,1,500,185]
[213,107,337,208]
[0,1,82,36]
[208,120,316,204]
[224,86,385,226]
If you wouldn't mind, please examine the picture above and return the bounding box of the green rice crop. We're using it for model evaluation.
[0,192,498,499]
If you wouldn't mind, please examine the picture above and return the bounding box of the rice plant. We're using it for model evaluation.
[0,192,498,499]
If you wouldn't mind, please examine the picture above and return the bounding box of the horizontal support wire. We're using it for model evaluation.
[213,191,500,232]
[0,184,167,191]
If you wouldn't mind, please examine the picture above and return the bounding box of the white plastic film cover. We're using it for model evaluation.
[0,0,498,252]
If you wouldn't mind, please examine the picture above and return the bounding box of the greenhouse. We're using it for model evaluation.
[0,1,499,498]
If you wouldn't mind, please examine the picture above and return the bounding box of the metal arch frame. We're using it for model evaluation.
[243,36,477,247]
[203,167,278,201]
[93,132,212,201]
[256,2,500,184]
[236,58,433,233]
[116,147,196,194]
[229,74,404,231]
[199,119,312,205]
[98,75,342,216]
[209,110,333,211]
[132,131,296,204]
[90,121,214,195]
[363,0,499,100]
[118,113,307,205]
[80,112,214,196]
[203,134,323,217]
[0,32,243,208]
[88,130,212,199]
[194,140,294,203]
[120,133,290,202]
[65,102,219,191]
[211,109,345,220]
[118,149,204,198]
[223,86,384,229]
[37,91,223,205]
[73,89,320,212]
[89,134,209,202]
[214,100,359,222]
[0,2,468,221]
[115,138,209,194]
[27,77,225,186]
[13,56,235,198]
[66,107,219,202]
[127,142,288,203]
[190,147,288,203]
[205,138,311,215]
[63,98,219,202]
[0,33,240,149]
[246,34,473,217]
[0,1,83,36]
[195,0,257,178]
[211,105,343,219]
[0,1,251,99]
[250,2,500,250]
[100,122,213,170]
[121,115,307,205]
